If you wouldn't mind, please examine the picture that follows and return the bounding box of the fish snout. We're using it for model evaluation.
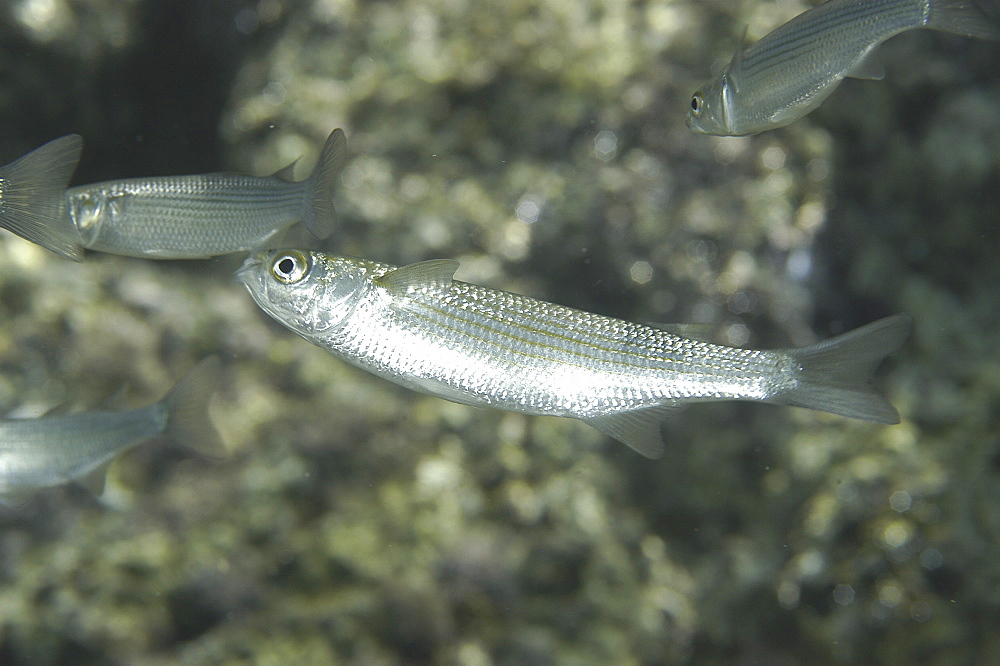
[235,254,264,285]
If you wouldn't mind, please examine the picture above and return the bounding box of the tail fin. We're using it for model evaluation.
[161,357,227,458]
[301,128,347,239]
[777,314,911,424]
[0,135,84,260]
[927,0,1000,40]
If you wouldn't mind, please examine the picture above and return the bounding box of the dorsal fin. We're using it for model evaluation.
[300,129,348,239]
[270,158,300,182]
[728,25,749,93]
[376,260,460,297]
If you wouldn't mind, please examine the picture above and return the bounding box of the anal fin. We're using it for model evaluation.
[79,461,111,496]
[582,405,676,459]
[845,45,885,80]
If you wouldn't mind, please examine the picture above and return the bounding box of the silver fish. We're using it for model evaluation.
[0,130,346,260]
[687,0,1000,136]
[0,357,224,507]
[238,250,910,458]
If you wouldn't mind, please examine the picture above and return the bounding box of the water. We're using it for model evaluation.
[0,0,998,662]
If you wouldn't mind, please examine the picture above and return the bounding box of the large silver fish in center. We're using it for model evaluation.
[0,130,346,260]
[687,0,1000,136]
[238,250,910,458]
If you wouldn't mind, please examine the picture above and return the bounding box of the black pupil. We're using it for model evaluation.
[691,96,699,111]
[277,257,295,276]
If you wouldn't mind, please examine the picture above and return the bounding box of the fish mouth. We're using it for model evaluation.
[235,253,264,285]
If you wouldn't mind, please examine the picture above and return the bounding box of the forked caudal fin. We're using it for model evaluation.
[162,356,227,458]
[0,134,84,261]
[301,128,347,240]
[776,314,911,424]
[926,0,1000,40]
[581,314,910,459]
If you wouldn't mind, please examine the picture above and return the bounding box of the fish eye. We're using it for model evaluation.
[691,92,703,115]
[270,250,310,284]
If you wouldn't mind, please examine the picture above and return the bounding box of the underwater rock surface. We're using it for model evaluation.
[0,0,998,662]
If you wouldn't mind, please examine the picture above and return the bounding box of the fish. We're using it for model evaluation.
[0,357,225,507]
[686,0,1000,136]
[0,129,347,260]
[237,250,910,458]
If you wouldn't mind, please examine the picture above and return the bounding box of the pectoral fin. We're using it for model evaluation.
[407,375,487,407]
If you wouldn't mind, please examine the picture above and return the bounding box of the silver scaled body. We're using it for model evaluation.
[67,172,313,258]
[239,250,909,458]
[0,130,346,260]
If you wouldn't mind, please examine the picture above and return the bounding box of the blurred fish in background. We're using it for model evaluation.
[687,0,1000,135]
[0,357,224,507]
[0,130,345,260]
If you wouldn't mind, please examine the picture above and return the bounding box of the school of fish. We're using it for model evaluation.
[6,0,989,503]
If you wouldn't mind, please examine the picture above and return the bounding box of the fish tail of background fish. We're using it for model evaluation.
[0,135,84,260]
[299,128,347,239]
[926,0,1000,40]
[161,356,227,457]
[773,314,911,424]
